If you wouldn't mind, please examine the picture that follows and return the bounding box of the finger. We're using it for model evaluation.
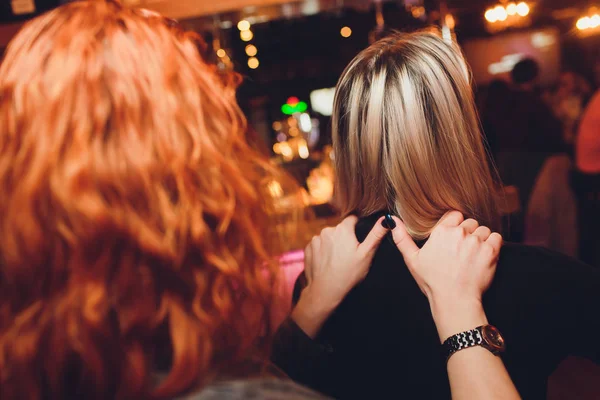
[303,241,313,277]
[438,210,465,227]
[319,226,336,246]
[320,226,335,236]
[390,216,419,264]
[310,235,321,255]
[460,218,479,234]
[486,232,503,254]
[308,236,321,277]
[359,216,388,256]
[473,226,492,241]
[340,215,359,229]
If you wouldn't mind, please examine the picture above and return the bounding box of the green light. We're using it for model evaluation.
[282,104,294,115]
[281,101,308,115]
[296,101,308,113]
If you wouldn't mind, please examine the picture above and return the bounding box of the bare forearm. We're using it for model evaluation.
[291,287,337,339]
[431,300,521,400]
[447,347,520,400]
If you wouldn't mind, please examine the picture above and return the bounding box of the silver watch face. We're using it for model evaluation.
[482,325,506,352]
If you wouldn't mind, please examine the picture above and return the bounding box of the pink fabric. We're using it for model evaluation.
[271,250,305,329]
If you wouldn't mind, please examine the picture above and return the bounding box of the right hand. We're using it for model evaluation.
[302,215,389,311]
[388,211,502,340]
[291,215,390,338]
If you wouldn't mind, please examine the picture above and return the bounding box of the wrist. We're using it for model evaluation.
[291,286,338,339]
[430,297,488,343]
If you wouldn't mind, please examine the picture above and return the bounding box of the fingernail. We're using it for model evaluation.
[382,214,396,229]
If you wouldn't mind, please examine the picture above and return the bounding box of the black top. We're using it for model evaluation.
[272,213,600,399]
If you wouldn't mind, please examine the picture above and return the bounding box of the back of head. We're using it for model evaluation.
[510,57,540,86]
[0,1,279,398]
[332,31,499,239]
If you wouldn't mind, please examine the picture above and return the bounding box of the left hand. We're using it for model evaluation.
[292,215,389,338]
[388,212,502,341]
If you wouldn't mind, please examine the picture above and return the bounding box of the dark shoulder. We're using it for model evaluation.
[178,379,329,400]
[497,242,595,275]
[486,243,600,372]
[487,243,600,315]
[357,212,590,275]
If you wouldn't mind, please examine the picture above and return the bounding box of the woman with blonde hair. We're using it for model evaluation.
[0,2,521,399]
[280,31,600,399]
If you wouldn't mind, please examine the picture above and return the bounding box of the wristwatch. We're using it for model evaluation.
[442,325,506,361]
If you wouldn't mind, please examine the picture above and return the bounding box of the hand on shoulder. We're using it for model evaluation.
[292,211,503,342]
[389,211,503,341]
[292,215,390,338]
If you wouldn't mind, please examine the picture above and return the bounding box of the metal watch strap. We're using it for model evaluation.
[442,326,484,360]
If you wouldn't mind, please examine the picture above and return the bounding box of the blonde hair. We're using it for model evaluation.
[332,31,499,239]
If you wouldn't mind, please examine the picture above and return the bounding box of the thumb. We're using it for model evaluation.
[359,216,389,256]
[390,216,419,264]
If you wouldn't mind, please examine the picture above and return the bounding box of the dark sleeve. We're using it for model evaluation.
[271,318,334,374]
[271,318,335,394]
[271,273,338,395]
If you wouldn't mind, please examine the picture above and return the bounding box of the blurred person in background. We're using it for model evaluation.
[524,154,578,258]
[524,72,591,258]
[0,2,523,399]
[277,32,600,400]
[480,80,520,240]
[577,89,600,175]
[489,58,566,241]
[508,59,565,186]
[543,71,592,145]
[481,79,512,163]
[572,86,600,267]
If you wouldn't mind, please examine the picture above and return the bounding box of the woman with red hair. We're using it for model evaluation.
[0,1,517,399]
[0,2,287,398]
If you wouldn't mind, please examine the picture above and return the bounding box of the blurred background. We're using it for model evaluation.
[2,1,600,249]
[3,1,600,263]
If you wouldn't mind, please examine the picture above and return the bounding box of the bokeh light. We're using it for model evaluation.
[237,20,250,31]
[516,2,530,17]
[485,9,498,23]
[240,30,254,42]
[577,16,591,30]
[248,57,260,69]
[506,3,517,15]
[245,44,258,56]
[445,14,456,30]
[495,5,508,21]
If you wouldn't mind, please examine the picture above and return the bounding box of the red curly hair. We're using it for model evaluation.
[0,1,282,398]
